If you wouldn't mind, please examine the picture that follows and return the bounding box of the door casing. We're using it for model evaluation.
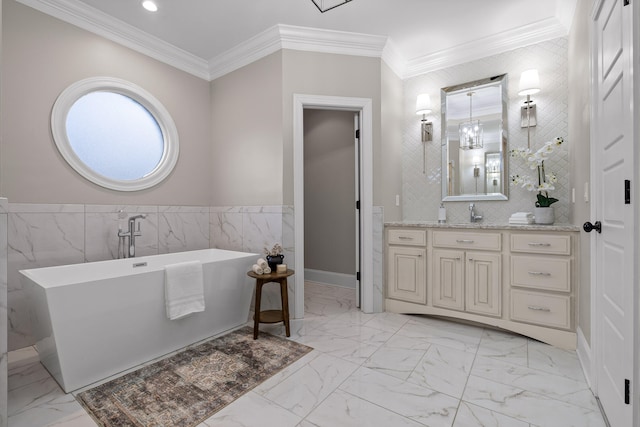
[293,94,373,318]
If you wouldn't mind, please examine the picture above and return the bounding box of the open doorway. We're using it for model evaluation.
[292,94,373,319]
[303,109,359,306]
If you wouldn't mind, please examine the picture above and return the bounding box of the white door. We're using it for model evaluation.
[591,0,635,425]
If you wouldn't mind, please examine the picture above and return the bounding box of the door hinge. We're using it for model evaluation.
[355,129,360,139]
[356,200,360,210]
[625,180,631,204]
[356,271,360,281]
[625,379,631,404]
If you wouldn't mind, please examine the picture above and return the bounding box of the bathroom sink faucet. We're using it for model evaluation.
[469,203,483,223]
[118,214,147,258]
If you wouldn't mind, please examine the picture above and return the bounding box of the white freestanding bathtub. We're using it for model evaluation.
[21,248,258,392]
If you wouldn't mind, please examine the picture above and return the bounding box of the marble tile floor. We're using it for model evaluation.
[8,281,606,427]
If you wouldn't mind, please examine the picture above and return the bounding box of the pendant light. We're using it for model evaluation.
[458,91,483,150]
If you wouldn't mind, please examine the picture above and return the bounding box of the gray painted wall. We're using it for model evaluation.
[1,1,212,205]
[209,52,284,206]
[303,109,355,275]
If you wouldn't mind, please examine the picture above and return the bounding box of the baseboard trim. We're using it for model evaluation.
[304,269,356,289]
[576,326,593,389]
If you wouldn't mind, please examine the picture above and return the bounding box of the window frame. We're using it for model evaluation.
[51,76,179,191]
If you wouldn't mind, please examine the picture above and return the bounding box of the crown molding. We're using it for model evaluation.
[16,0,570,82]
[207,25,283,81]
[208,24,389,81]
[403,17,569,79]
[15,0,211,80]
[381,40,407,79]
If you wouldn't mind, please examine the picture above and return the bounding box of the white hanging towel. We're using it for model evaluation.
[164,260,205,320]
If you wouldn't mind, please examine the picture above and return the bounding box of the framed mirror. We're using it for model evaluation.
[441,74,508,201]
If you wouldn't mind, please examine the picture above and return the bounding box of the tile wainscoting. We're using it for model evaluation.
[6,203,384,352]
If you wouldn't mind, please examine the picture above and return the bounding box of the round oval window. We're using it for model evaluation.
[51,77,179,191]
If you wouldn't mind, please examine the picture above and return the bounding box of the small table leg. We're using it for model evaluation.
[280,278,291,337]
[253,280,263,339]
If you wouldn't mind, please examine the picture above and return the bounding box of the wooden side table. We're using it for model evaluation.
[247,269,294,339]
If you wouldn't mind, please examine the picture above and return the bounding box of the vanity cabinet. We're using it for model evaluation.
[385,224,579,349]
[432,250,501,317]
[386,229,427,304]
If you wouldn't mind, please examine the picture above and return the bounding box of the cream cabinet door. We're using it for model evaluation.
[433,249,465,311]
[465,252,501,317]
[387,246,426,304]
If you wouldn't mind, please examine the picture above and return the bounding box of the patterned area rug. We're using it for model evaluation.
[77,327,313,427]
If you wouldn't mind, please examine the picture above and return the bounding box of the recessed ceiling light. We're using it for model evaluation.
[142,1,158,12]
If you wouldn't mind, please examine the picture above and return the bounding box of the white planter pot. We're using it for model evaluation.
[534,206,555,225]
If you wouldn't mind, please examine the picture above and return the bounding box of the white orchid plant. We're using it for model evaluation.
[510,137,563,208]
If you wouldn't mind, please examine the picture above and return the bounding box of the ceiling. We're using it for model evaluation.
[16,0,577,80]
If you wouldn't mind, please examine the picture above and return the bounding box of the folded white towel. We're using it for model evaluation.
[510,212,533,218]
[263,266,272,274]
[252,264,264,275]
[257,258,268,269]
[509,218,534,224]
[164,261,205,320]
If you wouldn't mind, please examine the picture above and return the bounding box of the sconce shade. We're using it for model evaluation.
[518,69,541,96]
[416,94,432,115]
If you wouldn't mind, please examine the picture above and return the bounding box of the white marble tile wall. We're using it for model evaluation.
[158,206,210,254]
[7,203,292,351]
[8,204,85,351]
[210,206,287,313]
[403,37,570,224]
[0,198,8,427]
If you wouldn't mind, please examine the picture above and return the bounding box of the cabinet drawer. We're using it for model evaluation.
[510,234,571,255]
[511,256,570,292]
[510,290,571,330]
[388,229,426,246]
[432,231,501,251]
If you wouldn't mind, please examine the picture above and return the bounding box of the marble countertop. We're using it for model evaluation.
[384,221,581,232]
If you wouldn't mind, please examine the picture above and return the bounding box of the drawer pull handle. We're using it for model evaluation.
[527,305,551,312]
[528,242,551,247]
[398,236,413,240]
[528,271,551,276]
[456,239,474,244]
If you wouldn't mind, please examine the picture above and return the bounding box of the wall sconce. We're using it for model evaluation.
[518,69,541,148]
[416,93,433,174]
[416,94,433,143]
